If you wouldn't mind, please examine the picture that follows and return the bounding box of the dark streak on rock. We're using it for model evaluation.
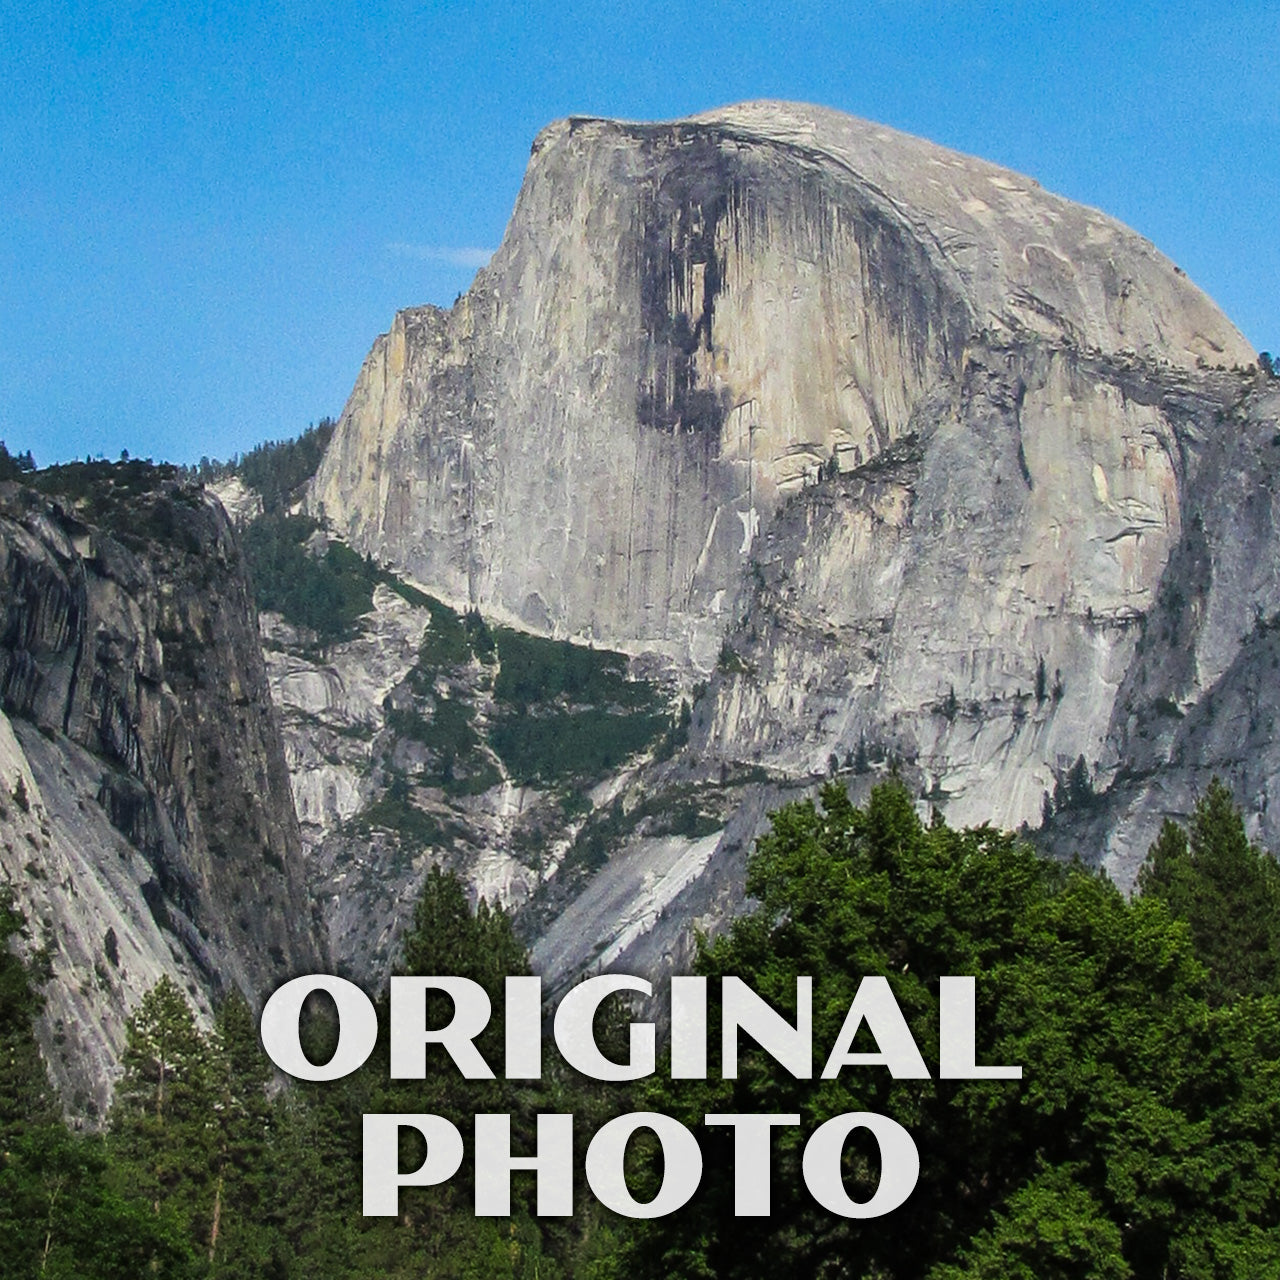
[633,128,735,435]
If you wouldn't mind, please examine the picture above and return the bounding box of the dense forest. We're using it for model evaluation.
[1,781,1277,1278]
[191,420,336,515]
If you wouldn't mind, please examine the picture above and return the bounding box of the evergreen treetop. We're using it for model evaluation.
[1138,777,1280,1003]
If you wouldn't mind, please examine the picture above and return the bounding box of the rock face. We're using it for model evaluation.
[22,104,1274,1114]
[0,468,322,1118]
[262,584,428,852]
[260,574,679,984]
[1038,380,1280,877]
[310,100,1273,900]
[311,102,1251,673]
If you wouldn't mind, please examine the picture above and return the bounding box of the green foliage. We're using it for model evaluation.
[653,698,693,762]
[492,633,652,711]
[1048,754,1094,815]
[932,1166,1132,1280]
[194,418,335,513]
[1138,778,1280,1003]
[398,602,670,789]
[465,607,497,660]
[354,789,459,850]
[259,869,591,1277]
[0,440,36,481]
[0,878,621,1278]
[561,785,723,880]
[416,595,475,668]
[242,511,440,647]
[408,597,496,672]
[0,889,58,1147]
[109,975,221,1238]
[398,865,529,990]
[486,630,666,785]
[629,780,1280,1280]
[0,897,191,1277]
[375,868,631,1278]
[0,1126,194,1279]
[26,459,187,529]
[716,641,752,675]
[104,979,309,1274]
[489,707,667,787]
[204,990,281,1277]
[242,514,382,643]
[256,549,667,791]
[388,697,472,754]
[389,699,501,795]
[392,599,505,792]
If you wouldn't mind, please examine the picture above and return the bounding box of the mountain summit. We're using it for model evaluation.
[3,107,1275,1108]
[308,102,1271,870]
[312,101,1252,667]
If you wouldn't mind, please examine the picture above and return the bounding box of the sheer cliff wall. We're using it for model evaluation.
[0,472,322,1117]
[310,103,1265,859]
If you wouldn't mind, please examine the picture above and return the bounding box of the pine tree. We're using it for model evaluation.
[1052,754,1094,813]
[389,865,531,1122]
[206,990,281,1277]
[369,868,565,1274]
[1138,778,1280,1002]
[0,895,194,1277]
[0,888,61,1273]
[109,976,220,1248]
[0,889,58,1145]
[398,865,528,991]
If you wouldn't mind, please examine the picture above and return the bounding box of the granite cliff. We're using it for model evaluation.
[308,101,1273,918]
[312,103,1251,669]
[0,464,322,1116]
[6,103,1278,1109]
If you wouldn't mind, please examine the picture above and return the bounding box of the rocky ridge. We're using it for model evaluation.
[307,101,1274,906]
[0,466,322,1116]
[5,104,1279,1108]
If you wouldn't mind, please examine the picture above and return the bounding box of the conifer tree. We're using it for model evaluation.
[109,976,219,1247]
[0,889,57,1145]
[207,990,280,1277]
[1138,778,1280,1002]
[397,866,529,1023]
[366,868,568,1277]
[0,895,191,1277]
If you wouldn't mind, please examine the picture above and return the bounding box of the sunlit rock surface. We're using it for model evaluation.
[312,102,1250,670]
[0,474,322,1118]
[309,101,1271,917]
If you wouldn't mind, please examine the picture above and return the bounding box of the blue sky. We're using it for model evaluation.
[2,1,1276,466]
